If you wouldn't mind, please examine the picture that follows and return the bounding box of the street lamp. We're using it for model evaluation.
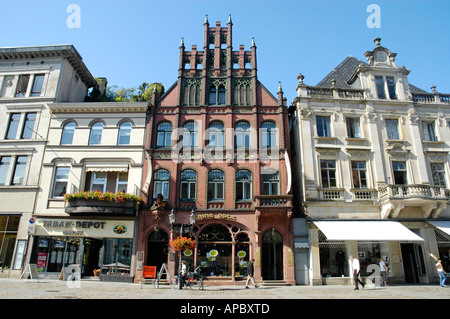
[170,208,196,289]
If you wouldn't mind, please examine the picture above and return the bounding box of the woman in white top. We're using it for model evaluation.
[436,259,447,287]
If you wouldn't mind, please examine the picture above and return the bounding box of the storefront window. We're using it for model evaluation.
[30,236,82,273]
[0,215,20,268]
[235,233,250,278]
[198,224,232,276]
[101,238,132,276]
[319,231,348,277]
[357,242,390,276]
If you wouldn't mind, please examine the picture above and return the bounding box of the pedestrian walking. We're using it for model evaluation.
[350,255,365,290]
[245,258,257,289]
[379,257,388,286]
[436,259,447,287]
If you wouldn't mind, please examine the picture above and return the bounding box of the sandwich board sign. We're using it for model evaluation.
[19,264,39,282]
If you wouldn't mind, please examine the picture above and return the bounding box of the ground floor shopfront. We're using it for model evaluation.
[28,217,136,282]
[135,207,296,285]
[308,219,450,286]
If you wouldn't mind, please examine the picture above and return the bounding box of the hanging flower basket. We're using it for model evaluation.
[169,236,195,252]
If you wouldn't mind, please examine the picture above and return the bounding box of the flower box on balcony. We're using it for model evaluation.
[64,191,142,216]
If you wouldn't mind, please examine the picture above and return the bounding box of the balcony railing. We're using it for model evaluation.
[379,184,447,202]
[305,86,365,100]
[411,92,450,104]
[253,195,293,210]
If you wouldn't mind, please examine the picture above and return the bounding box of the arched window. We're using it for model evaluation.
[235,121,251,149]
[153,169,170,199]
[118,121,132,145]
[89,122,103,145]
[208,121,225,147]
[208,170,224,201]
[156,122,172,148]
[261,121,277,148]
[236,170,252,201]
[183,121,198,147]
[180,169,197,201]
[61,122,76,145]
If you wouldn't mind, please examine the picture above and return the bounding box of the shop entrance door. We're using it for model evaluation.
[401,243,426,283]
[147,229,169,271]
[262,229,283,280]
[82,238,103,277]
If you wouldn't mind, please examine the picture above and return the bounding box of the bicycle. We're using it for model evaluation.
[177,265,205,290]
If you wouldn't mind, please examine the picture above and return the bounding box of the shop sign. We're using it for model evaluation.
[197,213,237,221]
[35,218,134,238]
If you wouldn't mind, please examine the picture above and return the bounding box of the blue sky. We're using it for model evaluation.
[1,0,449,103]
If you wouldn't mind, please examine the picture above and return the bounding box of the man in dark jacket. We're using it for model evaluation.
[245,258,257,288]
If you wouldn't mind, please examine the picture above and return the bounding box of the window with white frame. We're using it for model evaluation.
[85,171,128,194]
[52,167,70,198]
[236,170,252,201]
[208,121,225,147]
[234,121,251,149]
[156,122,172,148]
[90,172,107,192]
[430,163,446,188]
[153,169,170,200]
[351,161,367,188]
[182,121,198,148]
[180,169,197,201]
[118,121,132,145]
[116,172,128,192]
[89,122,103,145]
[21,113,36,139]
[316,116,331,137]
[320,160,337,188]
[0,156,11,185]
[208,169,224,201]
[392,161,407,185]
[61,122,76,145]
[422,121,438,141]
[385,119,400,140]
[346,117,361,138]
[261,121,278,148]
[261,171,280,195]
[11,156,27,185]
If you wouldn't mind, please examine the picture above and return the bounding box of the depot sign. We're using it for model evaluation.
[35,218,134,238]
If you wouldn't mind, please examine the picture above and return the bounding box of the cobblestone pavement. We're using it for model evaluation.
[0,278,448,300]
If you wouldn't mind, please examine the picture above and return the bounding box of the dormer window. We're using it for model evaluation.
[375,76,397,100]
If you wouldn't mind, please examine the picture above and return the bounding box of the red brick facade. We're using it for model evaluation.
[136,17,294,285]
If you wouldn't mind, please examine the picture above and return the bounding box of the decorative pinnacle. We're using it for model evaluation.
[278,81,283,93]
[180,37,185,48]
[374,36,381,46]
[204,15,209,25]
[251,37,256,47]
[228,14,232,24]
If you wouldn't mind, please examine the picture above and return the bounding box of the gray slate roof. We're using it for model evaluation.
[316,56,427,93]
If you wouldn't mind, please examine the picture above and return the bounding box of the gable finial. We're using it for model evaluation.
[374,36,381,46]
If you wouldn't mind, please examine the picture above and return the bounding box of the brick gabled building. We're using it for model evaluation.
[136,16,295,285]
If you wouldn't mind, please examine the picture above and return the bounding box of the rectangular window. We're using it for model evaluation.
[316,116,331,137]
[1,76,14,97]
[0,157,11,185]
[352,161,367,188]
[90,172,107,192]
[6,113,21,139]
[0,215,20,268]
[422,121,437,141]
[385,119,400,140]
[116,172,128,193]
[15,74,30,97]
[392,161,407,185]
[346,117,361,138]
[262,172,280,195]
[431,163,446,187]
[30,74,45,97]
[236,181,252,201]
[386,77,397,99]
[21,113,36,139]
[11,156,27,185]
[320,160,337,188]
[181,181,196,200]
[53,167,70,198]
[375,76,386,99]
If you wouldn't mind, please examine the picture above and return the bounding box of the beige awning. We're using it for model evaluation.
[313,220,424,242]
[85,164,128,172]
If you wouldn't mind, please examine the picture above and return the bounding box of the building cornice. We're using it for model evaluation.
[49,102,148,113]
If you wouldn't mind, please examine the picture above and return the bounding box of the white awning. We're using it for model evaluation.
[428,221,450,236]
[312,220,424,242]
[85,164,129,172]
